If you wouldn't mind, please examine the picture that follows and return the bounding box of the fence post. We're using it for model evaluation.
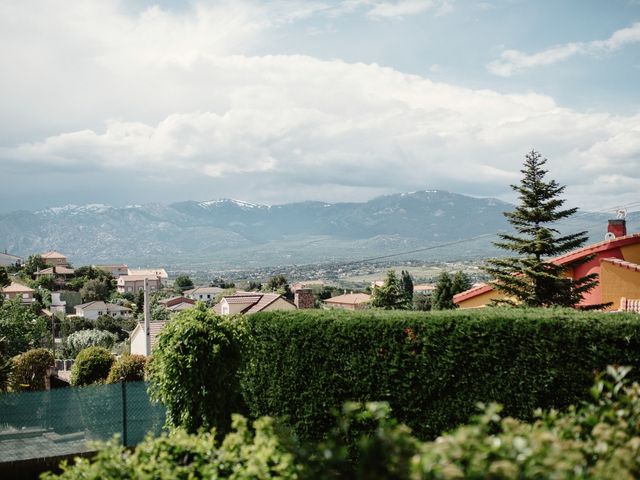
[121,380,128,447]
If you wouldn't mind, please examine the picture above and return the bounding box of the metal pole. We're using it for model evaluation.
[121,380,128,447]
[144,278,150,356]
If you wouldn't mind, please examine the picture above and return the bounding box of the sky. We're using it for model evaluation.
[0,0,639,213]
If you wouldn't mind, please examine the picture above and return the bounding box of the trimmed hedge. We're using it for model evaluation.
[239,308,640,440]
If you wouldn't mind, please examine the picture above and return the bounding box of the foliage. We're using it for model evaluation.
[59,316,93,339]
[0,297,48,357]
[64,329,117,359]
[412,293,431,311]
[70,346,114,386]
[43,367,640,480]
[23,254,47,277]
[173,274,194,292]
[0,266,9,288]
[247,281,262,291]
[79,277,114,302]
[239,308,640,441]
[451,271,472,296]
[9,348,54,391]
[400,270,414,305]
[431,272,454,310]
[371,270,410,310]
[32,274,56,291]
[95,314,136,341]
[147,303,244,434]
[484,150,599,307]
[106,354,147,383]
[263,275,291,299]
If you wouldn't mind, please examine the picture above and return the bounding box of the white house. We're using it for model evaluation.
[130,321,166,356]
[74,301,132,320]
[0,251,22,267]
[127,268,168,286]
[117,275,163,294]
[184,286,224,302]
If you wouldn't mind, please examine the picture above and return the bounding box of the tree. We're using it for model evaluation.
[106,354,147,383]
[263,275,291,299]
[400,270,414,305]
[371,270,411,310]
[451,271,472,296]
[484,150,599,307]
[64,329,117,359]
[0,267,9,288]
[80,278,114,302]
[0,298,48,357]
[174,275,194,292]
[23,255,47,277]
[432,272,455,310]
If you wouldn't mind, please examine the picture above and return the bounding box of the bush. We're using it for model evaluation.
[239,308,640,440]
[95,315,136,341]
[70,346,114,386]
[9,348,54,391]
[106,354,147,383]
[42,367,640,479]
[64,329,116,359]
[59,316,93,339]
[147,303,244,434]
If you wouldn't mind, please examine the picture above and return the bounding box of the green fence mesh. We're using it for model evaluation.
[0,382,166,463]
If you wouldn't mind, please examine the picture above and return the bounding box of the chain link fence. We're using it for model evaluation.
[0,382,165,463]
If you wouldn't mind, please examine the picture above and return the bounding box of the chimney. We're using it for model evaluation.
[607,219,627,239]
[294,289,314,309]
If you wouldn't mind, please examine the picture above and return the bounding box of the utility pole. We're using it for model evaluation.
[144,278,151,356]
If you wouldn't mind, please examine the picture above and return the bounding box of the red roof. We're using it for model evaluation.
[454,233,640,304]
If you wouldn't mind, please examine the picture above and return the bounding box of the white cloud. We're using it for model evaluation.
[488,22,640,76]
[365,0,453,19]
[0,1,639,211]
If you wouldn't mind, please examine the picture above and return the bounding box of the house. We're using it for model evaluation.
[454,218,640,310]
[158,296,196,312]
[184,286,224,302]
[94,264,128,278]
[0,251,22,267]
[34,265,76,287]
[212,292,296,316]
[127,268,168,286]
[74,301,132,320]
[41,251,68,267]
[323,293,371,310]
[117,275,163,294]
[1,282,35,305]
[130,321,166,356]
[414,284,436,295]
[290,280,324,292]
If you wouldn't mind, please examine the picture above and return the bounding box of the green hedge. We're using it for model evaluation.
[239,308,640,440]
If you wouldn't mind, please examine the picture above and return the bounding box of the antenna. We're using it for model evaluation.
[616,208,627,220]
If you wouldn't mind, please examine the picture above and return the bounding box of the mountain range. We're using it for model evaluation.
[0,190,636,271]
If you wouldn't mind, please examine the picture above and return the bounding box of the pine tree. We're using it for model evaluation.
[451,271,472,296]
[432,272,455,310]
[484,150,599,307]
[400,270,414,305]
[371,270,411,310]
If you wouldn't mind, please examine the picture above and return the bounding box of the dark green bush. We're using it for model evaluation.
[70,346,114,386]
[9,348,54,391]
[106,354,147,383]
[147,303,244,434]
[239,308,640,440]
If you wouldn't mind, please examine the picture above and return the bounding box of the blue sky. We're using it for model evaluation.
[0,0,639,212]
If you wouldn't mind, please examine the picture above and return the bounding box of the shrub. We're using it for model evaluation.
[70,346,114,386]
[42,367,640,479]
[147,303,244,434]
[106,354,147,383]
[59,316,93,339]
[9,348,54,391]
[95,315,136,341]
[64,329,116,359]
[239,308,640,440]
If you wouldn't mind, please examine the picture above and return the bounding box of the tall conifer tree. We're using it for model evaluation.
[484,150,599,307]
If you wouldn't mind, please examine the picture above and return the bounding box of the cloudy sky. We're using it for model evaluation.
[1,0,639,212]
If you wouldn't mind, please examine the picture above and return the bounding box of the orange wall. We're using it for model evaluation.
[621,243,640,264]
[457,289,508,309]
[600,262,640,310]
